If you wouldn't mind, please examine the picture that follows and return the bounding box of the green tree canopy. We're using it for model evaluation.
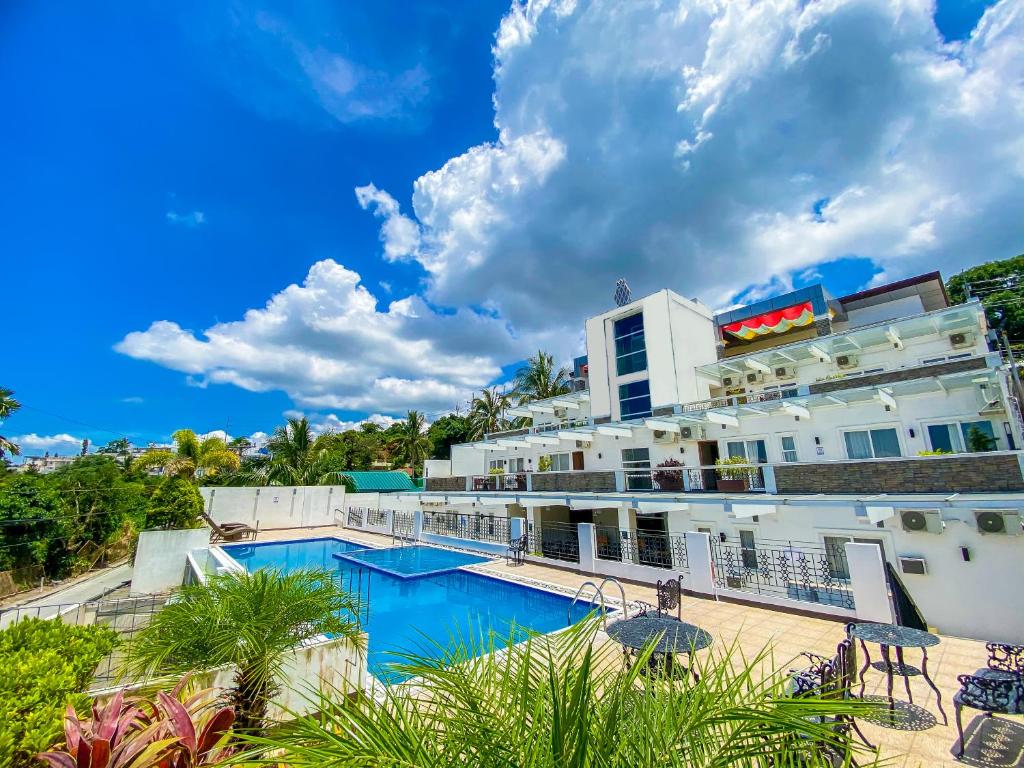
[146,476,204,530]
[0,386,22,458]
[513,350,571,403]
[134,429,240,481]
[947,253,1024,341]
[0,474,74,575]
[427,413,472,460]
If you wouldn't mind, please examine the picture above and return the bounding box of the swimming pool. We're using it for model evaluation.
[335,544,490,578]
[222,537,598,683]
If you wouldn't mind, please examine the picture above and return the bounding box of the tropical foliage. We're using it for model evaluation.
[134,431,239,481]
[233,417,350,487]
[145,477,204,530]
[512,350,571,403]
[468,387,511,439]
[37,678,234,768]
[947,253,1024,342]
[425,413,472,460]
[390,411,431,471]
[243,619,876,768]
[126,568,364,734]
[0,618,119,768]
[0,386,22,458]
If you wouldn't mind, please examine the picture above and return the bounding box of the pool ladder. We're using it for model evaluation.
[568,577,627,630]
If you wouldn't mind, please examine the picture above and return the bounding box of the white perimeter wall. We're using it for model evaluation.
[200,486,353,529]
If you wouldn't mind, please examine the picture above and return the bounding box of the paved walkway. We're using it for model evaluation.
[0,563,132,627]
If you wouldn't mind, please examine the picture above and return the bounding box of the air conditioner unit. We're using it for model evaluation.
[745,372,764,385]
[836,354,858,369]
[974,509,1022,536]
[575,440,591,449]
[900,509,944,534]
[653,429,680,444]
[949,332,974,349]
[680,426,694,440]
[898,556,928,575]
[774,366,796,380]
[554,407,567,418]
[722,376,736,387]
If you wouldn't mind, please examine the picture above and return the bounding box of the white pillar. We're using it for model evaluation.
[413,510,424,541]
[845,542,895,624]
[578,522,597,576]
[384,508,394,533]
[685,531,715,596]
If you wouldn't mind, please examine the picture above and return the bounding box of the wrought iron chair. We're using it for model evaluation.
[788,632,875,758]
[954,643,1024,757]
[505,534,528,566]
[635,578,681,621]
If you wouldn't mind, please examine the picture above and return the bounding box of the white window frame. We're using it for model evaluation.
[922,418,1000,453]
[839,423,904,460]
[778,433,799,463]
[545,452,572,472]
[721,435,769,464]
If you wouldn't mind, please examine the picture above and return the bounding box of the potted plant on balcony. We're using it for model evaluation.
[651,458,684,491]
[538,455,552,472]
[715,456,753,492]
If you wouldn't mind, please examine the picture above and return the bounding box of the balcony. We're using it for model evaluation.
[486,417,591,441]
[423,452,1024,496]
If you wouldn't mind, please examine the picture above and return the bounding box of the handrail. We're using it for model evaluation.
[569,580,608,629]
[596,577,627,617]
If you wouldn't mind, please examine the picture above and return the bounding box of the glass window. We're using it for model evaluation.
[614,313,647,376]
[546,453,572,472]
[927,423,961,453]
[726,439,767,463]
[739,530,757,569]
[619,379,652,420]
[780,435,798,463]
[844,428,901,459]
[621,447,651,468]
[961,421,997,452]
[823,536,884,580]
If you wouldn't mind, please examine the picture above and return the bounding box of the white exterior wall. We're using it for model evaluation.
[131,528,211,595]
[585,314,611,419]
[200,486,349,529]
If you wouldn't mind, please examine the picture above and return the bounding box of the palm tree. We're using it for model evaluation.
[134,429,240,480]
[229,436,252,458]
[0,386,22,458]
[246,618,876,767]
[468,388,511,439]
[392,411,431,472]
[513,350,570,403]
[126,568,363,734]
[238,417,348,486]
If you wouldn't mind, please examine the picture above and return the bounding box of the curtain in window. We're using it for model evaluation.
[844,431,872,459]
[870,428,901,458]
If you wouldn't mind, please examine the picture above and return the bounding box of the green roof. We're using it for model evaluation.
[341,470,417,492]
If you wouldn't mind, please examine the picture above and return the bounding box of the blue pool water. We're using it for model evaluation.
[223,538,596,683]
[335,545,489,578]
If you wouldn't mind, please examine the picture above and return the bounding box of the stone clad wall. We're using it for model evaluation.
[424,476,468,491]
[808,357,987,395]
[774,453,1024,494]
[531,471,617,492]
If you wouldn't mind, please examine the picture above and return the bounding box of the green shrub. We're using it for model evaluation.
[0,618,119,768]
[146,476,204,530]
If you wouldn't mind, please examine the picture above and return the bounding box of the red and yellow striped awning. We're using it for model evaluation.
[722,301,815,341]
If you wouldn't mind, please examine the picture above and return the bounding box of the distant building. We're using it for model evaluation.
[18,453,77,474]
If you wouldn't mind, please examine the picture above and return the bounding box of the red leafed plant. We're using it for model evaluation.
[37,677,234,768]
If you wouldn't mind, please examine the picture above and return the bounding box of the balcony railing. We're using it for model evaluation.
[486,418,591,440]
[710,537,854,609]
[528,521,580,562]
[595,527,688,570]
[422,511,510,544]
[472,473,527,491]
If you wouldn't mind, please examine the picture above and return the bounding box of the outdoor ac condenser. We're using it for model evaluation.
[900,509,944,534]
[974,509,1022,536]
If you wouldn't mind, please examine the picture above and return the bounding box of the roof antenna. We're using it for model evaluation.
[614,278,632,307]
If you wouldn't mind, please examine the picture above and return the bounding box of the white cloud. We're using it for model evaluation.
[13,433,84,454]
[286,411,401,434]
[116,260,522,415]
[121,396,144,404]
[354,184,421,262]
[355,0,1024,325]
[166,210,206,227]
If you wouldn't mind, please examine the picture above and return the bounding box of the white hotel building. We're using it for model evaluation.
[419,273,1024,643]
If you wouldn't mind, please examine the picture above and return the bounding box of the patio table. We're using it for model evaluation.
[849,622,947,725]
[607,615,713,681]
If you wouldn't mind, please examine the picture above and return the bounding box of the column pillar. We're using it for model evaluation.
[845,542,895,624]
[684,531,715,596]
[577,522,597,576]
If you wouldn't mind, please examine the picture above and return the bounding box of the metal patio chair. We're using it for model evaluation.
[954,643,1024,757]
[506,534,528,566]
[635,577,681,621]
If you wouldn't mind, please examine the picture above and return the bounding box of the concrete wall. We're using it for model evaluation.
[131,528,210,595]
[200,486,349,529]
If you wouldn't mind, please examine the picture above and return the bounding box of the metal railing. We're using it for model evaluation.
[625,464,767,493]
[392,510,415,542]
[346,507,364,528]
[487,418,591,440]
[679,388,792,414]
[366,508,388,527]
[595,527,688,570]
[422,511,511,544]
[710,537,854,609]
[471,473,527,491]
[528,521,580,563]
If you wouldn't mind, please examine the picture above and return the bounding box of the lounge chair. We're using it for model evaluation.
[954,643,1024,757]
[201,512,258,543]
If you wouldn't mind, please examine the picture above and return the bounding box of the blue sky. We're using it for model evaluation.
[1,0,1017,455]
